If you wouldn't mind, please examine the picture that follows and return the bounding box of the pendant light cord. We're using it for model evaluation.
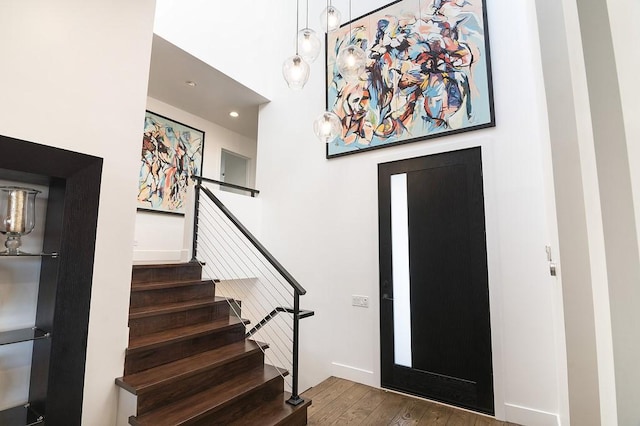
[326,0,330,33]
[306,0,309,29]
[349,0,352,40]
[295,0,300,54]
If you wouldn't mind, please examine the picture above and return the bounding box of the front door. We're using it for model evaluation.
[378,147,494,414]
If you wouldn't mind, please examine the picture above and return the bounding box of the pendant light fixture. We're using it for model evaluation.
[336,0,366,83]
[282,55,310,90]
[320,0,341,33]
[283,0,311,90]
[313,111,342,144]
[337,45,366,82]
[297,0,321,63]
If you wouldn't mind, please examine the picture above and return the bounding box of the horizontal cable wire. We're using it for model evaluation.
[199,207,289,300]
[198,203,296,325]
[195,188,298,384]
[199,200,295,302]
[196,227,290,342]
[197,201,296,312]
[196,238,293,375]
[199,198,294,295]
[197,216,294,335]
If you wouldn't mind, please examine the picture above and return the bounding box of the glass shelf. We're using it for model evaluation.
[0,327,50,346]
[0,251,58,258]
[0,403,44,426]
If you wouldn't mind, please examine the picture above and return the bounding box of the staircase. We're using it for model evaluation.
[115,262,311,425]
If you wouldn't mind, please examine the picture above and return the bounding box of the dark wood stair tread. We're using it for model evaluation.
[127,316,247,353]
[129,296,226,319]
[132,262,204,284]
[131,279,216,292]
[132,263,198,269]
[124,263,309,426]
[227,393,312,426]
[116,339,268,394]
[130,364,287,426]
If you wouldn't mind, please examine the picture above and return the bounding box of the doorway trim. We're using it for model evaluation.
[220,148,251,192]
[372,140,506,419]
[378,147,493,413]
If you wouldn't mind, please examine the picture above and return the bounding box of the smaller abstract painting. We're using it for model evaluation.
[138,111,204,214]
[326,0,494,158]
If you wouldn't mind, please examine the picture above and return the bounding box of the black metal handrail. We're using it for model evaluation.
[192,175,260,197]
[194,184,306,296]
[191,179,309,406]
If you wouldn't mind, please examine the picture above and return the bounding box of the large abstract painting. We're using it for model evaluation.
[326,0,494,158]
[138,111,204,214]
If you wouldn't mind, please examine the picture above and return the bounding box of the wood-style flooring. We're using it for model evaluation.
[300,377,519,426]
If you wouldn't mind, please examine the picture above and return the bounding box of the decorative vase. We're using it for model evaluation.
[0,186,40,255]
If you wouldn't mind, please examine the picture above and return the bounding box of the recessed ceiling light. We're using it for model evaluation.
[229,111,239,118]
[185,80,197,87]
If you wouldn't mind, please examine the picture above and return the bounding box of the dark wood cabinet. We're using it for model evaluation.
[0,322,50,424]
[0,135,103,426]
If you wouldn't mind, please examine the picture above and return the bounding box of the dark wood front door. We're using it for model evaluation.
[378,147,494,415]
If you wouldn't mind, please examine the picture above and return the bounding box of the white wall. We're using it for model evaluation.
[0,1,156,425]
[154,1,567,424]
[158,1,565,425]
[533,0,606,424]
[134,97,258,262]
[153,0,276,100]
[608,0,640,259]
[606,8,640,422]
[574,1,640,424]
[608,3,640,420]
[0,181,49,411]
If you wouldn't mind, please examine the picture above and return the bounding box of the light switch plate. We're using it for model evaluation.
[352,295,369,308]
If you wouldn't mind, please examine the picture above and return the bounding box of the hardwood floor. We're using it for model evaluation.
[301,377,519,426]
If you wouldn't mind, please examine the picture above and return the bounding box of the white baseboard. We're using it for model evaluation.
[132,249,188,263]
[330,362,376,387]
[504,403,559,426]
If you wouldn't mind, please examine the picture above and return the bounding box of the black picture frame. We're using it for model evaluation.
[325,0,495,158]
[137,110,205,214]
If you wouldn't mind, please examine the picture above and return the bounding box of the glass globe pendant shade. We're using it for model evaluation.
[0,186,41,255]
[337,44,366,82]
[282,54,310,90]
[313,111,342,143]
[297,28,322,63]
[320,5,341,32]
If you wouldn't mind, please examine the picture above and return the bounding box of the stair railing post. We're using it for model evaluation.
[287,290,304,406]
[191,178,201,262]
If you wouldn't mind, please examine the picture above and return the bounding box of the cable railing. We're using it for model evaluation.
[190,176,312,405]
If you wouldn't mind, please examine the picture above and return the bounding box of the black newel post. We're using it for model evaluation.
[191,179,201,262]
[287,291,304,406]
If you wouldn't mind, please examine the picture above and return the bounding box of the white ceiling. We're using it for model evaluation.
[147,35,269,140]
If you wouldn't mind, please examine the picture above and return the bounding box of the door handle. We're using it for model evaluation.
[382,280,393,301]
